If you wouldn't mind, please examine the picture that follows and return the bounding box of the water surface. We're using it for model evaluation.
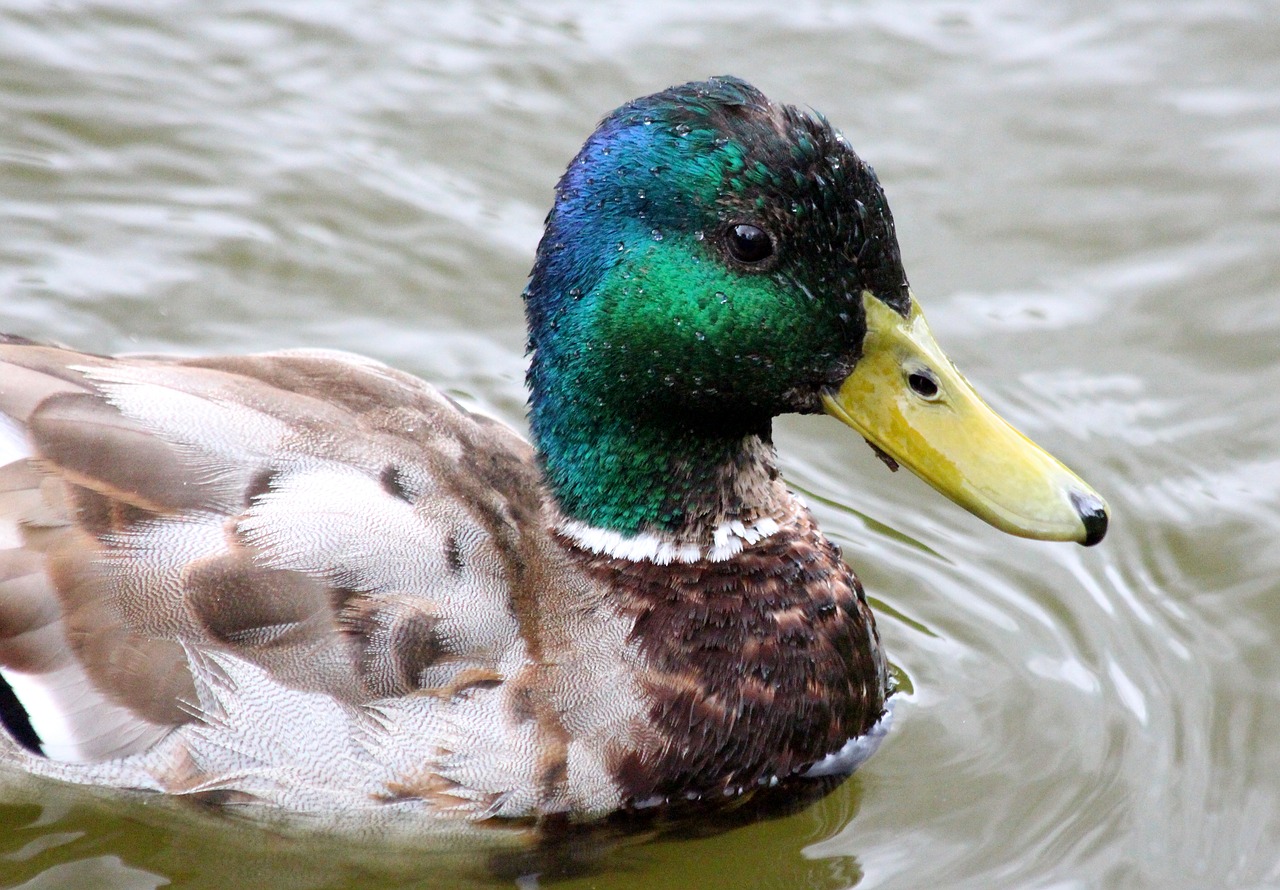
[2,1,1278,887]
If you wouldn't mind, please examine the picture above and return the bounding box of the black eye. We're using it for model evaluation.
[726,223,774,264]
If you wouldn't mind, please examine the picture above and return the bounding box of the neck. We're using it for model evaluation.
[530,391,789,552]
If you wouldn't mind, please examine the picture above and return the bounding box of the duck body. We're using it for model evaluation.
[0,77,1104,823]
[0,342,884,818]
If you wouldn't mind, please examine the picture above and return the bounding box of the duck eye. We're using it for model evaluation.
[726,223,774,264]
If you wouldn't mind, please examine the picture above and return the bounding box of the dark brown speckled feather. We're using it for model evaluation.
[564,509,887,807]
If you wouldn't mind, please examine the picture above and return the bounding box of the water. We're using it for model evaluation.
[1,0,1278,887]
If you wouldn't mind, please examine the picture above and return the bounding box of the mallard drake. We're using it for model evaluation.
[0,77,1106,823]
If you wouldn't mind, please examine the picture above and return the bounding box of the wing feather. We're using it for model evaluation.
[0,344,540,771]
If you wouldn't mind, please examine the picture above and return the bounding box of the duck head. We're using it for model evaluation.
[525,77,1106,546]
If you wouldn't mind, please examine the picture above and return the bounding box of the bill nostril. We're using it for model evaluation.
[907,369,939,399]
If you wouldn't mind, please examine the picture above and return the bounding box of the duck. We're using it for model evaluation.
[0,76,1107,824]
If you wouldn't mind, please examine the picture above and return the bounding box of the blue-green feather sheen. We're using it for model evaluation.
[524,78,901,534]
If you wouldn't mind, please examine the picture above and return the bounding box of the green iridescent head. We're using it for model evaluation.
[525,77,906,533]
[527,76,906,416]
[524,76,1108,544]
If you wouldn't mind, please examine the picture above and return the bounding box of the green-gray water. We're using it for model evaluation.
[2,2,1278,887]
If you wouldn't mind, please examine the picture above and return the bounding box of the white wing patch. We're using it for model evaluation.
[0,423,34,550]
[0,662,171,761]
[0,413,29,468]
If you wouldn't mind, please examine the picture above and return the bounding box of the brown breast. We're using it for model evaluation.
[561,508,888,808]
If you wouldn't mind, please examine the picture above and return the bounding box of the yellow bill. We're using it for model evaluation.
[822,292,1108,546]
